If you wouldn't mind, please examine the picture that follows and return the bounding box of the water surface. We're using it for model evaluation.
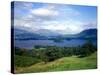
[14,39,97,49]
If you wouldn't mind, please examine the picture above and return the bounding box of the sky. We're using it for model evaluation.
[12,1,97,35]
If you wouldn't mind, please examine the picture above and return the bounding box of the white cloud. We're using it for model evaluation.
[41,20,83,34]
[43,24,66,31]
[82,21,97,29]
[30,5,80,19]
[14,2,97,35]
[31,7,59,17]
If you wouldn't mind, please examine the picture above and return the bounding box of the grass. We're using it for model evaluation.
[15,55,41,67]
[15,52,97,73]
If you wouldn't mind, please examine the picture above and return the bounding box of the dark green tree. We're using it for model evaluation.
[78,40,97,57]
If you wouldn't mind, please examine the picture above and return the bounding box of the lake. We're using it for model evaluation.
[14,39,97,49]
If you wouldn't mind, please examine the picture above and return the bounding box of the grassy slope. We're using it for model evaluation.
[15,52,97,73]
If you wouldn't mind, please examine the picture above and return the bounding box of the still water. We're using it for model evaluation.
[15,39,97,49]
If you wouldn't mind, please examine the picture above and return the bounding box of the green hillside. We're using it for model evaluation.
[15,52,97,73]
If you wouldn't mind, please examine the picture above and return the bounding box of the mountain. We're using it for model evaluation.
[13,27,97,40]
[56,29,97,40]
[13,27,63,40]
[13,28,47,40]
[76,29,97,39]
[34,29,61,37]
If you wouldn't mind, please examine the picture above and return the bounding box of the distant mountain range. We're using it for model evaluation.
[63,29,97,39]
[13,28,47,40]
[76,29,97,38]
[12,27,97,40]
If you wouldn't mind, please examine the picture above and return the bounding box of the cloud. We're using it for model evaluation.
[40,20,84,34]
[14,2,81,21]
[58,6,80,17]
[82,21,97,29]
[31,7,59,17]
[43,24,66,31]
[14,2,33,10]
[13,2,97,35]
[30,5,81,20]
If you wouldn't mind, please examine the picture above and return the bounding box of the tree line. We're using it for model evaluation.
[15,40,97,67]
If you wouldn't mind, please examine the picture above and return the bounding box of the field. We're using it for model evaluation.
[15,52,97,73]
